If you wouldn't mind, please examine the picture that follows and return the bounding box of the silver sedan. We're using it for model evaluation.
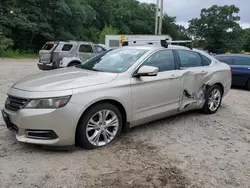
[1,45,231,149]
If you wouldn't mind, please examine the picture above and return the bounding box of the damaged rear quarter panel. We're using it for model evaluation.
[178,61,231,111]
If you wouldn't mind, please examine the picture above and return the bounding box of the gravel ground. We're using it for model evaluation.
[0,58,250,188]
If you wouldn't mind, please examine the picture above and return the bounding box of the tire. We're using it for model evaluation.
[68,62,80,67]
[246,79,250,90]
[202,85,223,114]
[76,103,123,149]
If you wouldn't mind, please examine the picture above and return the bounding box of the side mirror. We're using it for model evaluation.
[134,65,159,77]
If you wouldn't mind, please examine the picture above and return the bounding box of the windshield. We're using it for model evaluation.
[76,48,148,73]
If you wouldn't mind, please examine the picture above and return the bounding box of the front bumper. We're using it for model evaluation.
[1,102,82,146]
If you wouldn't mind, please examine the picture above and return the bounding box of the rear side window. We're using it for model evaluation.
[178,50,203,67]
[79,45,93,53]
[231,57,250,66]
[62,44,73,51]
[215,56,231,64]
[42,44,54,50]
[202,55,212,66]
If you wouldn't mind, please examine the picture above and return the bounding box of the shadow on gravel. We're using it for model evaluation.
[128,110,202,133]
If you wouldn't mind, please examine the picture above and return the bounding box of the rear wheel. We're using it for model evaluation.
[68,61,80,67]
[202,85,222,114]
[76,103,123,149]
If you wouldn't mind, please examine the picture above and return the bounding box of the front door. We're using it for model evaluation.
[130,50,183,124]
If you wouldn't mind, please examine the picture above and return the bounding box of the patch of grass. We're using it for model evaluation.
[0,49,38,59]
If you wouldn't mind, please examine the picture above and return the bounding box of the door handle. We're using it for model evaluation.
[200,70,208,75]
[170,74,180,79]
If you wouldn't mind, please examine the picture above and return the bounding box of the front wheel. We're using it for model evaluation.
[202,85,222,114]
[76,103,123,149]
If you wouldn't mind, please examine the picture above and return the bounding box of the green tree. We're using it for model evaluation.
[99,25,119,43]
[188,5,242,53]
[243,29,250,52]
[0,30,13,52]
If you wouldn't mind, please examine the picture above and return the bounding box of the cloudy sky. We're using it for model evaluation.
[138,0,250,29]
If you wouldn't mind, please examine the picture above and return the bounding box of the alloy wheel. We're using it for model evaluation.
[208,88,221,112]
[86,110,119,147]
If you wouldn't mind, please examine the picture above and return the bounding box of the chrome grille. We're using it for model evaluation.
[5,96,28,112]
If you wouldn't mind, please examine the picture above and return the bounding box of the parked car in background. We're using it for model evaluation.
[38,41,107,70]
[2,42,231,149]
[215,54,250,90]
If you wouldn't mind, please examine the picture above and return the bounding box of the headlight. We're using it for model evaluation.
[24,96,71,109]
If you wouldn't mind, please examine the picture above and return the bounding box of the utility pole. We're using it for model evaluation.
[158,0,164,35]
[155,0,159,35]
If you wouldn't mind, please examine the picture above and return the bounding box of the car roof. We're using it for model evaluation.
[215,54,250,58]
[121,45,191,51]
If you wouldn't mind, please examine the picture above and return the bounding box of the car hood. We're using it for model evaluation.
[13,67,118,92]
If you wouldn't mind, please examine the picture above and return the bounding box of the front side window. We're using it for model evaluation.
[231,57,250,66]
[79,45,93,53]
[178,50,203,67]
[61,44,73,51]
[142,50,175,72]
[94,45,105,53]
[76,48,147,73]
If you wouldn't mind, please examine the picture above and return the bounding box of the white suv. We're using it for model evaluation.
[38,41,107,70]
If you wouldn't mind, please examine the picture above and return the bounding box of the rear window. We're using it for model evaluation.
[215,56,231,64]
[62,44,73,51]
[41,44,54,51]
[231,57,250,66]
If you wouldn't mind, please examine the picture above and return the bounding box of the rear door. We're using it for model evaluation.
[176,50,212,109]
[39,42,58,64]
[230,56,250,86]
[78,44,96,62]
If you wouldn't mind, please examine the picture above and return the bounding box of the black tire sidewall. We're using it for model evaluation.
[247,79,250,90]
[76,103,123,149]
[203,85,223,114]
[68,62,79,67]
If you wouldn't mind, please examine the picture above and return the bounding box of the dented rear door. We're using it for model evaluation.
[176,50,212,110]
